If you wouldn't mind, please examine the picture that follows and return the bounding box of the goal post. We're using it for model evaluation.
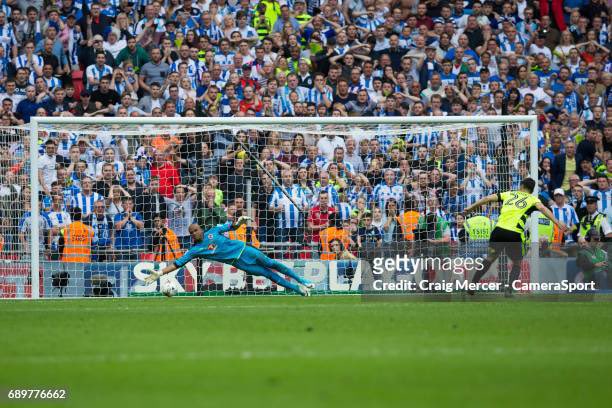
[24,115,540,299]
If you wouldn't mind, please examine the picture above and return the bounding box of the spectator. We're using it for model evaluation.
[576,127,600,164]
[79,34,115,69]
[580,175,612,215]
[382,198,404,244]
[15,40,43,77]
[317,132,346,161]
[103,29,127,60]
[85,52,113,92]
[137,82,164,114]
[150,151,180,198]
[115,36,150,70]
[344,138,364,173]
[139,47,169,94]
[550,188,580,243]
[0,0,608,267]
[38,139,59,196]
[71,176,103,217]
[307,190,336,244]
[165,184,197,249]
[17,8,42,49]
[552,141,578,190]
[91,75,121,110]
[222,157,248,203]
[346,88,377,116]
[46,193,71,260]
[122,167,145,199]
[16,86,41,123]
[373,169,404,211]
[94,162,120,198]
[197,142,219,180]
[269,168,307,244]
[78,3,114,40]
[46,87,70,116]
[74,90,98,116]
[107,185,126,218]
[135,176,168,235]
[357,211,382,249]
[87,200,115,262]
[0,172,21,252]
[197,183,228,232]
[113,196,144,260]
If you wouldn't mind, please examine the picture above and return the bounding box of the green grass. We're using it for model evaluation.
[1,296,612,408]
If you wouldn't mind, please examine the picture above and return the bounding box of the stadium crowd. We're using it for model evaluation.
[0,0,609,263]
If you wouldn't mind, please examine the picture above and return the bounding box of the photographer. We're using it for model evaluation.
[330,238,358,287]
[415,196,451,257]
[576,228,610,290]
[152,215,182,262]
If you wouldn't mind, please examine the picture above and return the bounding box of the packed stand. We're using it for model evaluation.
[0,0,609,263]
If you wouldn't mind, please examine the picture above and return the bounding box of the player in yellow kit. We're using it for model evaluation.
[463,178,567,295]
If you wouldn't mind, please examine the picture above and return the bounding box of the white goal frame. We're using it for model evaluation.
[29,115,540,299]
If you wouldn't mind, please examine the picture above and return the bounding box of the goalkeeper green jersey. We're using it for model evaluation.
[495,191,541,235]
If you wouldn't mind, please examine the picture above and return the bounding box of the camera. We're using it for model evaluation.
[52,272,70,297]
[91,274,114,297]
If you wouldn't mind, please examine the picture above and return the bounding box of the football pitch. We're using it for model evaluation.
[1,296,611,407]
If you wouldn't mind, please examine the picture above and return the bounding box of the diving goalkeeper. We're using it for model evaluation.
[463,178,566,295]
[144,217,314,296]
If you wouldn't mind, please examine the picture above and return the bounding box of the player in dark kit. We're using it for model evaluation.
[463,178,567,295]
[145,216,314,296]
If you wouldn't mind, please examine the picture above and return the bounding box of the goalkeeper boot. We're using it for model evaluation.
[297,283,311,297]
[302,279,315,290]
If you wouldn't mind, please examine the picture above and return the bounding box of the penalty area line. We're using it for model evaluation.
[2,346,611,366]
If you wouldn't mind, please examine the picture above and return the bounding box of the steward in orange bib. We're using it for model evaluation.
[397,197,420,241]
[59,207,94,263]
[320,213,351,260]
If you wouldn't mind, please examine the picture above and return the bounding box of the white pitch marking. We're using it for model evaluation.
[1,347,611,366]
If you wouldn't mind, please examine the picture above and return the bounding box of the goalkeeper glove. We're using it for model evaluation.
[237,215,252,225]
[144,271,161,284]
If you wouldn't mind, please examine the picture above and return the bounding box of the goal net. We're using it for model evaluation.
[3,116,540,298]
